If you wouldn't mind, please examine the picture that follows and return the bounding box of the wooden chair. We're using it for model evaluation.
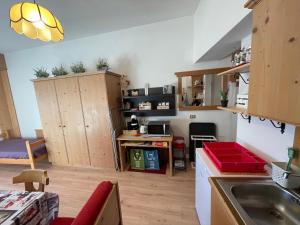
[12,169,49,192]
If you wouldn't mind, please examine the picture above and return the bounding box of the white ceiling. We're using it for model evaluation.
[0,0,200,53]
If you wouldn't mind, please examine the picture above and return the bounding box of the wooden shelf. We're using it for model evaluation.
[217,63,250,76]
[217,106,248,114]
[123,109,176,117]
[179,105,220,111]
[123,94,174,100]
[120,143,168,149]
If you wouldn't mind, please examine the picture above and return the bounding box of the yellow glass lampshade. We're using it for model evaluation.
[10,2,64,42]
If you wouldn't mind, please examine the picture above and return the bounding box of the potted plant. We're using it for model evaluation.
[219,90,229,107]
[34,67,49,78]
[96,58,110,71]
[70,62,86,73]
[52,65,68,77]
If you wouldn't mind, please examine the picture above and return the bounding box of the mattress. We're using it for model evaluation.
[0,138,47,159]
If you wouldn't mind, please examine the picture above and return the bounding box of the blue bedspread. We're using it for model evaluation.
[0,138,47,159]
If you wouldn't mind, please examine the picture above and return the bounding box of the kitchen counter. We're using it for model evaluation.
[195,148,270,225]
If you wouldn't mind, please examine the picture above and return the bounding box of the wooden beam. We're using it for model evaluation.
[175,67,231,78]
[293,127,300,166]
[0,54,6,71]
[0,70,21,137]
[0,54,20,137]
[244,0,262,9]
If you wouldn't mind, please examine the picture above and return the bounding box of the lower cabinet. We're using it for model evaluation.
[211,183,239,225]
[195,150,212,225]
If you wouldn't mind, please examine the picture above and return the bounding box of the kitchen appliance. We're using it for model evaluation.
[127,115,139,130]
[139,125,147,134]
[147,121,171,136]
[236,94,248,108]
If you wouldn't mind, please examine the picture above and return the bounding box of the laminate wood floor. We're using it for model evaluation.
[0,163,200,225]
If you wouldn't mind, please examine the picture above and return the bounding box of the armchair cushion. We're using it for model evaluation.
[72,181,113,225]
[50,217,74,225]
[50,181,113,225]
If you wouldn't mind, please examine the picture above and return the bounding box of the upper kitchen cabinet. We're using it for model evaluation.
[246,0,300,125]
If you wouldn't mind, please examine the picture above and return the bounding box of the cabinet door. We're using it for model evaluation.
[105,75,123,134]
[78,75,115,168]
[55,77,90,166]
[248,0,300,124]
[33,80,69,165]
[211,187,238,225]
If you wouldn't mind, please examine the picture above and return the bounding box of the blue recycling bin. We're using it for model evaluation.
[144,149,160,170]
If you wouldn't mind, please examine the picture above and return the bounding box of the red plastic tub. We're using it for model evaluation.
[203,142,266,173]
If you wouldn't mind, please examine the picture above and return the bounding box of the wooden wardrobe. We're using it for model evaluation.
[33,71,123,169]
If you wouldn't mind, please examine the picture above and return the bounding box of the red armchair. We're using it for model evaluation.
[51,181,123,225]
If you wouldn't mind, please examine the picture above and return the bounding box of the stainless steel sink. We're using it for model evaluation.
[217,179,300,225]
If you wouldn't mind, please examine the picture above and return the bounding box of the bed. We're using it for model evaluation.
[0,130,47,169]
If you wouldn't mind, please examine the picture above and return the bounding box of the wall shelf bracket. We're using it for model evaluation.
[235,73,249,84]
[270,120,286,134]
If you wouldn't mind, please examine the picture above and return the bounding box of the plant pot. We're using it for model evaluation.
[221,100,228,107]
[98,66,109,71]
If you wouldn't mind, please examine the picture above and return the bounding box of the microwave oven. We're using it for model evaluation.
[147,121,171,136]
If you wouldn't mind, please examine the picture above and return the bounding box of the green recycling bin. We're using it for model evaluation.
[130,149,145,170]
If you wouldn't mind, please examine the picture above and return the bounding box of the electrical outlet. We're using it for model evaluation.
[190,114,196,119]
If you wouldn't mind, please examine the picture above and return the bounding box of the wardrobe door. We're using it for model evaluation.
[33,80,69,165]
[78,75,115,168]
[105,75,123,134]
[55,77,90,166]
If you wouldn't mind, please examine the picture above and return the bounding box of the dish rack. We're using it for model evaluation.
[272,162,300,189]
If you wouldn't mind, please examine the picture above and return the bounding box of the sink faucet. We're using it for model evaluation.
[283,171,300,179]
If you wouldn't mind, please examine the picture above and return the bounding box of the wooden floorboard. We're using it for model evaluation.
[0,163,199,225]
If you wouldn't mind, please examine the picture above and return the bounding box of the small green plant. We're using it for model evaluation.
[96,58,110,71]
[34,67,49,78]
[70,62,86,73]
[52,65,68,77]
[219,90,228,101]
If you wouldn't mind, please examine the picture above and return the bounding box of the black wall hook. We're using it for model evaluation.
[270,120,286,134]
[241,114,251,123]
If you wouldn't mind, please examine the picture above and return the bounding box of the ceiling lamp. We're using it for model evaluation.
[9,1,64,42]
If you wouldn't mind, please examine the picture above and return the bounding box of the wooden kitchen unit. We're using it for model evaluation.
[245,0,300,125]
[33,71,123,168]
[117,134,174,176]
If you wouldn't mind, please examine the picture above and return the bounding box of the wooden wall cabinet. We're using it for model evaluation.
[246,0,300,125]
[33,72,123,168]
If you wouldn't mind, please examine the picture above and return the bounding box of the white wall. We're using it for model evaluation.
[193,0,250,62]
[236,34,296,162]
[5,16,236,142]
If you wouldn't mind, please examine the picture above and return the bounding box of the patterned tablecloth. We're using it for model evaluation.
[0,191,59,225]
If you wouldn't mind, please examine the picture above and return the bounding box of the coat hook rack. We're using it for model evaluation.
[241,114,251,123]
[270,120,286,134]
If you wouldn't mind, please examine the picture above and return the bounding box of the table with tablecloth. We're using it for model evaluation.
[0,190,59,225]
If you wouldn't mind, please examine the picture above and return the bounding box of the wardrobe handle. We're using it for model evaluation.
[85,125,89,128]
[59,125,62,127]
[63,125,66,128]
